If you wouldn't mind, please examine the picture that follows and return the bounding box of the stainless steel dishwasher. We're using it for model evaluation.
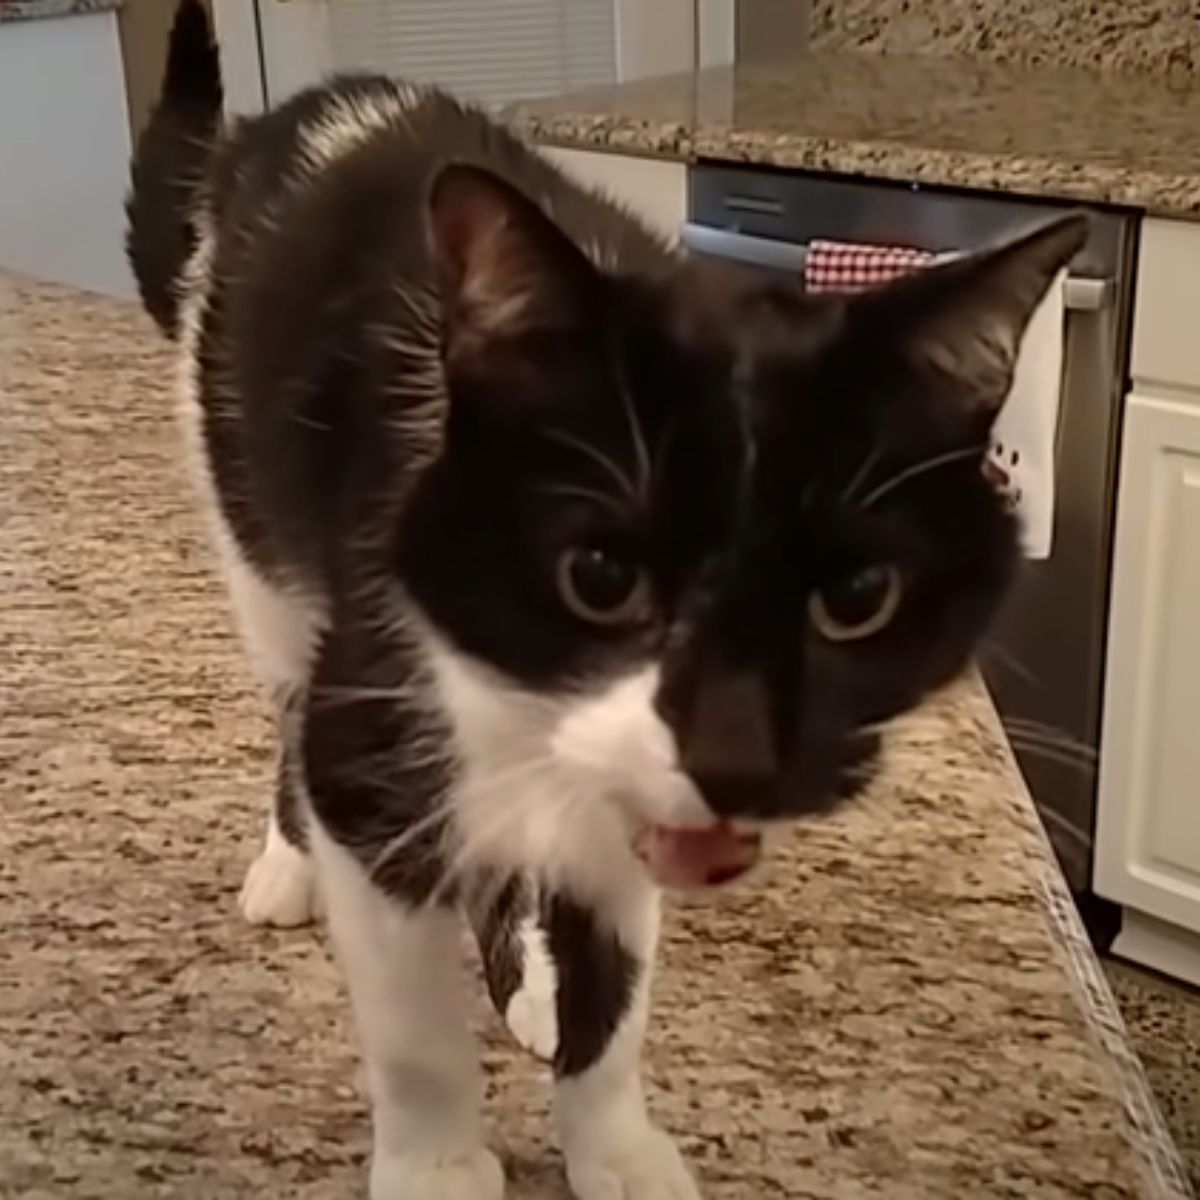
[683,166,1138,940]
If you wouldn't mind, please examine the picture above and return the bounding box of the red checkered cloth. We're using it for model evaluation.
[804,238,934,294]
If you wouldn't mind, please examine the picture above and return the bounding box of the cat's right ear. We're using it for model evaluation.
[427,162,597,359]
[853,213,1087,420]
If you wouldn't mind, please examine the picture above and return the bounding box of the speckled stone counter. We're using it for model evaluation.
[512,55,1200,220]
[810,0,1197,75]
[0,271,1192,1199]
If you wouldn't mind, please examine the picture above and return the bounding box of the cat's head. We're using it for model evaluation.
[401,163,1085,890]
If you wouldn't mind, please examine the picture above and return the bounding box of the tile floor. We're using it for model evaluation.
[1106,958,1200,1191]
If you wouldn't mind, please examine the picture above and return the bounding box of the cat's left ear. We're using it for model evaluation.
[859,213,1088,416]
[427,162,597,358]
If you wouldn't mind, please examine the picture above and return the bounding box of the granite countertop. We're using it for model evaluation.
[0,269,1192,1199]
[0,0,121,23]
[512,54,1200,220]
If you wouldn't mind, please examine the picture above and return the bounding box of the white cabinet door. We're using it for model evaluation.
[1097,392,1200,938]
[1132,218,1200,392]
[539,147,686,243]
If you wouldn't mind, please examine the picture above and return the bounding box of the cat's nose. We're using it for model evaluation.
[669,668,779,817]
[686,769,777,821]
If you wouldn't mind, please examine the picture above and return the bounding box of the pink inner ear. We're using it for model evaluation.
[429,166,514,300]
[429,165,588,349]
[438,208,539,344]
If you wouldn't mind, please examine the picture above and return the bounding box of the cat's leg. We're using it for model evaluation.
[303,625,503,1200]
[311,826,503,1200]
[466,873,558,1062]
[219,548,322,927]
[549,882,700,1200]
[238,717,318,927]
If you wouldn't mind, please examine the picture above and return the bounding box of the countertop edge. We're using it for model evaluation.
[515,114,694,164]
[979,698,1195,1200]
[514,113,1200,222]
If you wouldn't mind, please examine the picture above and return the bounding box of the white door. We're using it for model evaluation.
[211,0,696,115]
[1096,391,1200,937]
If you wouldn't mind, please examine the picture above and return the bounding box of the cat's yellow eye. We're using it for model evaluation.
[809,564,903,643]
[557,544,652,627]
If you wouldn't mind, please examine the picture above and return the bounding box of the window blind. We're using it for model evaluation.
[327,0,618,108]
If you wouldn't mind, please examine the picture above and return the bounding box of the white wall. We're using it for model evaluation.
[614,0,694,80]
[0,11,134,297]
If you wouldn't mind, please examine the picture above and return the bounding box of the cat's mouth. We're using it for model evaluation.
[633,822,764,890]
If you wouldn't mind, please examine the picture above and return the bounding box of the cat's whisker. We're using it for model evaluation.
[1037,806,1093,848]
[309,684,433,708]
[540,426,638,502]
[1007,744,1097,771]
[434,769,600,907]
[368,753,564,881]
[311,681,562,721]
[425,783,566,909]
[612,353,652,503]
[1005,738,1097,773]
[839,442,881,505]
[531,482,632,517]
[458,862,525,934]
[876,711,947,744]
[445,762,560,854]
[979,640,1042,687]
[536,781,599,875]
[369,800,458,880]
[1002,714,1092,743]
[1001,719,1097,760]
[1004,730,1097,760]
[458,756,564,803]
[859,444,986,509]
[321,753,438,799]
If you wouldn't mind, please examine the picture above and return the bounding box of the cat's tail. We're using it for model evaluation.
[125,0,223,337]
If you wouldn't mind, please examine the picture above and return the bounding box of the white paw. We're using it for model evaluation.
[504,920,558,1061]
[567,1127,700,1200]
[370,1146,504,1200]
[238,837,317,928]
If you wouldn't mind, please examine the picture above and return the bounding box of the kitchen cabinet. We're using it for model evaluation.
[1130,218,1200,393]
[1097,393,1200,985]
[538,146,687,243]
[1097,219,1200,984]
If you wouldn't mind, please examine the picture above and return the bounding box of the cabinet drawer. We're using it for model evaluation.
[1096,393,1200,933]
[539,146,686,243]
[1132,218,1200,393]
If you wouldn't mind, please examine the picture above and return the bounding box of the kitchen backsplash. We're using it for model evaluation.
[809,0,1195,75]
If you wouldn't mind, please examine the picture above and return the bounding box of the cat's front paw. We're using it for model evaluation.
[370,1146,504,1200]
[238,837,318,928]
[566,1126,699,1200]
[504,921,558,1061]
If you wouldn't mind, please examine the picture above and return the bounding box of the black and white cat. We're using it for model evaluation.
[126,5,1085,1198]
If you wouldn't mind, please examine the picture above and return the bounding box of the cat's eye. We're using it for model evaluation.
[557,544,652,627]
[809,564,903,643]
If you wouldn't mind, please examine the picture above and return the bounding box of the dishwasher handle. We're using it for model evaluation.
[679,222,1113,312]
[681,222,810,273]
